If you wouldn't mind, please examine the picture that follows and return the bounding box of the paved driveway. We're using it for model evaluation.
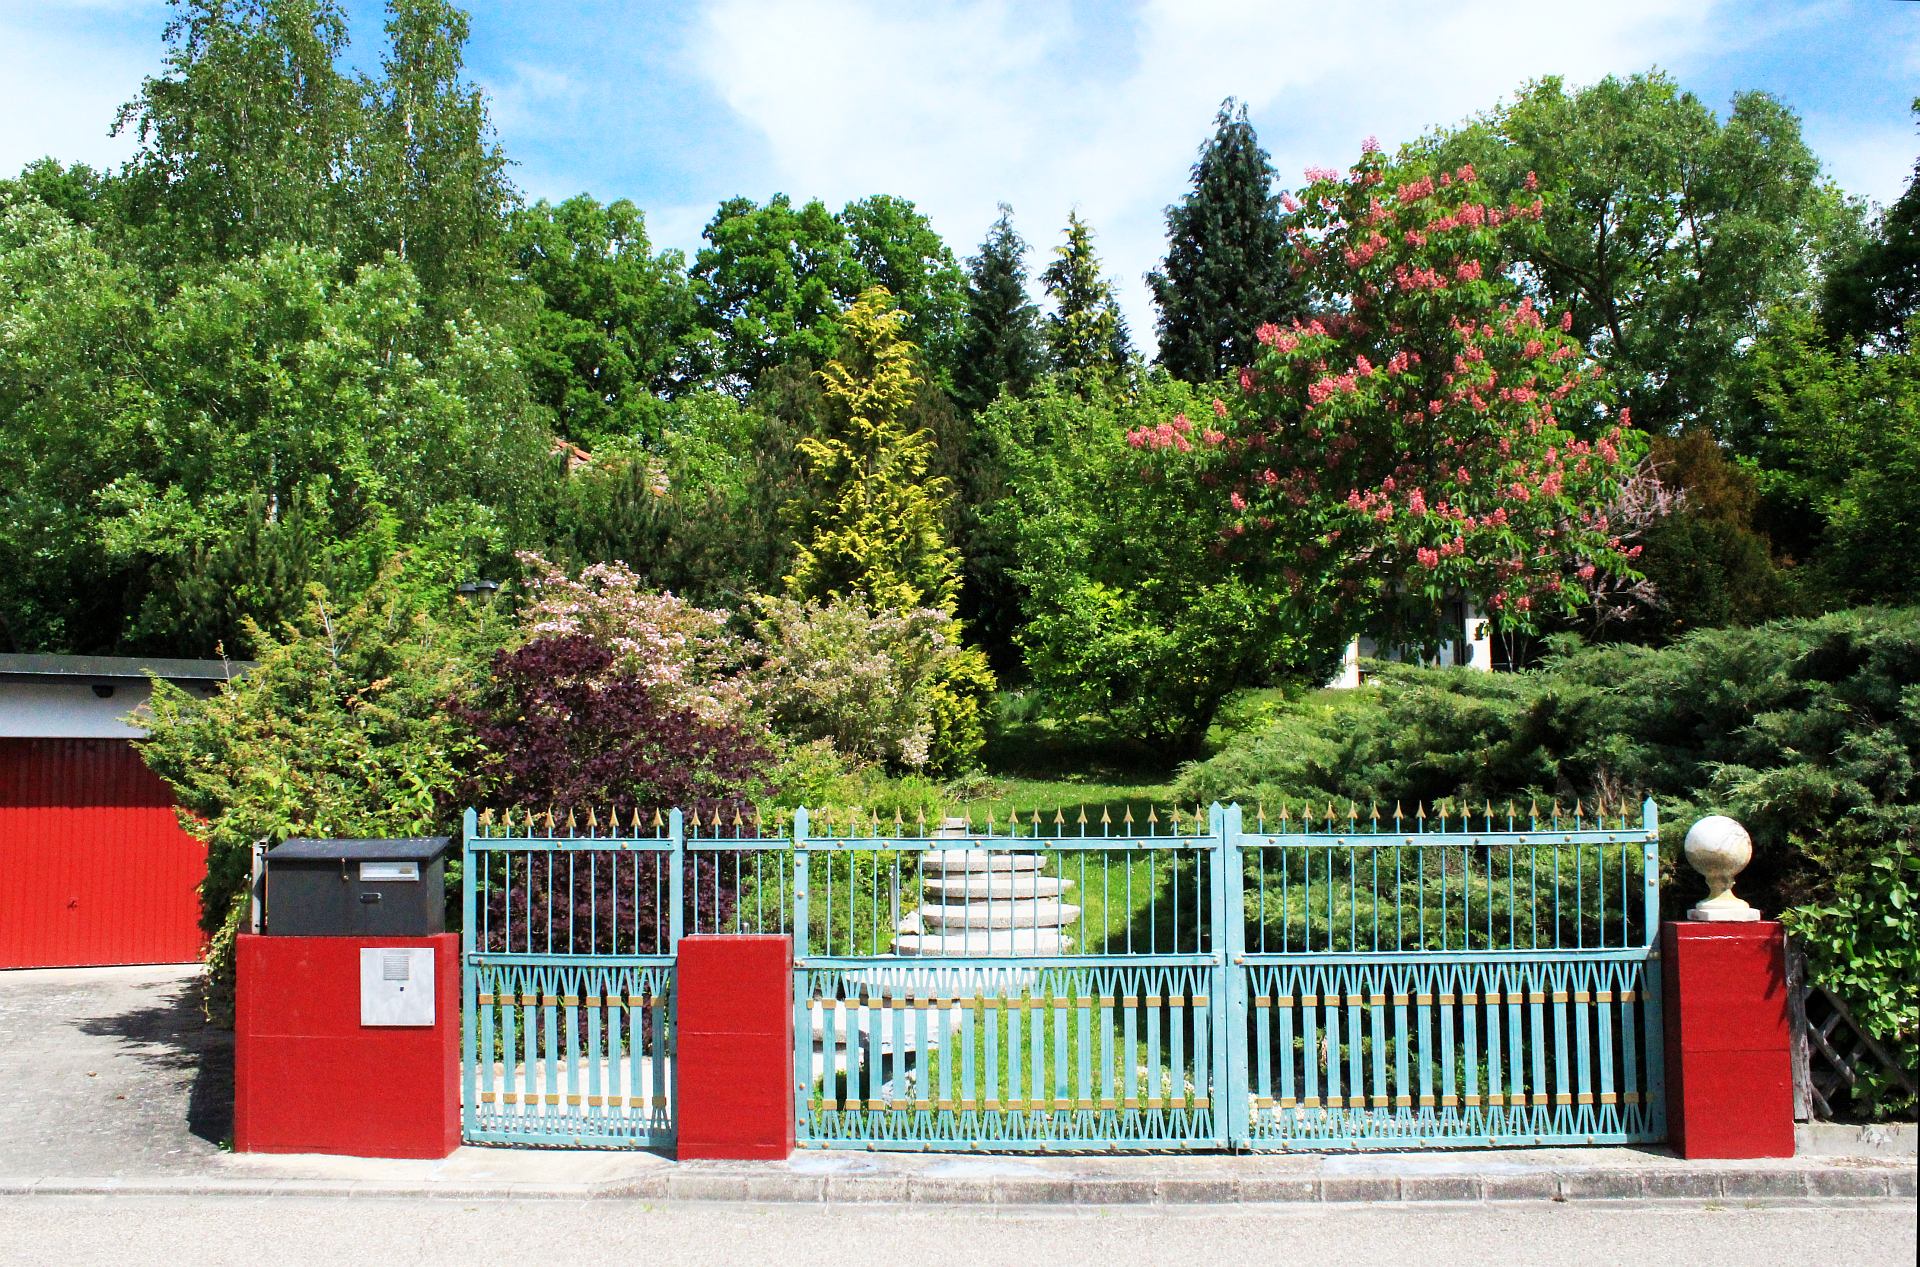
[0,966,230,1177]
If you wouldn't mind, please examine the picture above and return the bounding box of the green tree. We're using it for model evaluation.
[1041,211,1132,388]
[1148,99,1300,382]
[987,376,1315,752]
[786,288,959,611]
[954,203,1044,416]
[690,194,862,390]
[1738,307,1919,604]
[1426,72,1849,433]
[114,0,361,272]
[1824,100,1919,349]
[689,193,965,393]
[838,194,967,390]
[0,194,154,652]
[505,195,696,443]
[352,0,514,314]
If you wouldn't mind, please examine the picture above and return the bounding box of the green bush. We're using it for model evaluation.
[1177,607,1920,1113]
[748,594,990,775]
[138,564,501,1021]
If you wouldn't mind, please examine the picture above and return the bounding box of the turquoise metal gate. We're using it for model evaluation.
[792,806,1227,1151]
[460,798,1664,1152]
[459,807,789,1148]
[1227,800,1665,1149]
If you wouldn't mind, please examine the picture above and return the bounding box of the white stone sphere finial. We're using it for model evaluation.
[1684,815,1760,922]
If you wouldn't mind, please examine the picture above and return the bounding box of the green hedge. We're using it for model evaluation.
[1176,607,1919,1116]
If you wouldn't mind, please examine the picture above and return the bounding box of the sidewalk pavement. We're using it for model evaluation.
[4,1129,1914,1207]
[2,965,1912,1207]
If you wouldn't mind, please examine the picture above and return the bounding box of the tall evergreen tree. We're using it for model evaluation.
[786,288,959,611]
[1041,211,1131,388]
[954,204,1043,415]
[1148,99,1297,382]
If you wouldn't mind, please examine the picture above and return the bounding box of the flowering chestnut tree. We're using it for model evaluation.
[1130,143,1644,656]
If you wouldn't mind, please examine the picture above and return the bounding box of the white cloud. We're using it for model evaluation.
[689,0,1724,347]
[1810,118,1915,211]
[0,3,162,177]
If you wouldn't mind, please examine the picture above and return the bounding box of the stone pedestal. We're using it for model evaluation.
[895,843,1080,957]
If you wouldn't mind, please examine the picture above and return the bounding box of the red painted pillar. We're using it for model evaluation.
[675,934,795,1160]
[234,933,460,1158]
[1662,921,1795,1158]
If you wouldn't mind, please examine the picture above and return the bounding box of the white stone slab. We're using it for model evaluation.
[917,899,1081,930]
[893,928,1072,956]
[920,872,1070,900]
[920,850,1046,873]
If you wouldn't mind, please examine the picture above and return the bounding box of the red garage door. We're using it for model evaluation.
[0,738,208,968]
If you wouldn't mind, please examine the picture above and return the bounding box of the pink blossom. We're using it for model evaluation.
[1305,165,1341,181]
[1417,547,1440,569]
[1560,309,1574,331]
[1362,135,1381,153]
[1212,397,1228,418]
[1230,491,1247,511]
[1281,193,1300,212]
[1524,170,1539,192]
[1455,259,1483,282]
[1408,488,1428,515]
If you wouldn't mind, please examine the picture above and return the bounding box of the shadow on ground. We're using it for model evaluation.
[76,975,233,1148]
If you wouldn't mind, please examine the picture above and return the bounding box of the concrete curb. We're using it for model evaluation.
[2,1163,1911,1206]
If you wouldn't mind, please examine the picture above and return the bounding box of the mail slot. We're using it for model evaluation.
[264,837,451,936]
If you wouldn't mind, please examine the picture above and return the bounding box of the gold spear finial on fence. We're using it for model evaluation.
[1077,805,1088,829]
[1123,805,1135,829]
[586,806,598,833]
[1278,801,1290,828]
[915,806,927,835]
[1101,804,1112,827]
[1147,806,1159,831]
[652,808,664,832]
[1573,798,1585,823]
[478,807,495,830]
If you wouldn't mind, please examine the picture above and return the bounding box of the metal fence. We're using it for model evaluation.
[459,799,1664,1151]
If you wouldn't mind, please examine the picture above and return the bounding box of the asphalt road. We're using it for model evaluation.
[3,1194,1914,1267]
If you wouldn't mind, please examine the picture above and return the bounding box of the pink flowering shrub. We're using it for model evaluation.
[515,552,753,726]
[1134,145,1644,653]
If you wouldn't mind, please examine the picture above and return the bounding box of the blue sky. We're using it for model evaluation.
[4,1,1915,338]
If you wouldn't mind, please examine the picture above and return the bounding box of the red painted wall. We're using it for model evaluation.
[1662,921,1796,1158]
[234,933,460,1159]
[0,737,208,969]
[676,934,795,1160]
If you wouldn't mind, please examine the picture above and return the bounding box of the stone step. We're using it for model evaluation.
[893,928,1073,957]
[920,850,1046,873]
[920,872,1070,900]
[915,899,1082,931]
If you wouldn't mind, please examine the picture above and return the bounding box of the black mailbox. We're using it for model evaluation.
[265,837,452,936]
